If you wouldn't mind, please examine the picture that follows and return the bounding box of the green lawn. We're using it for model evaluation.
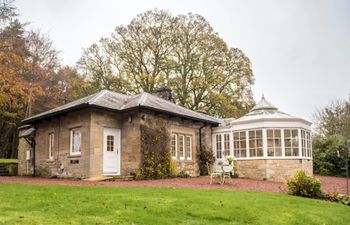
[0,158,18,163]
[0,184,349,225]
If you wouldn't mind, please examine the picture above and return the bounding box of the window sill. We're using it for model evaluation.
[68,154,81,158]
[46,159,54,163]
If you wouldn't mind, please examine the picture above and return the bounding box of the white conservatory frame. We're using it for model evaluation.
[212,118,312,161]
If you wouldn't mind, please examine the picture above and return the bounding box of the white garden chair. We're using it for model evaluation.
[221,164,234,184]
[208,162,224,185]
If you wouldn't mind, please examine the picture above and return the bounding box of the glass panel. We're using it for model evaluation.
[284,130,291,138]
[257,148,264,157]
[256,130,262,138]
[72,130,81,153]
[285,148,292,156]
[186,136,191,159]
[250,149,256,157]
[179,135,184,158]
[216,134,222,159]
[268,148,274,156]
[274,129,281,137]
[249,131,255,139]
[274,139,281,147]
[107,135,114,151]
[275,147,282,156]
[257,139,263,148]
[240,131,246,139]
[240,140,246,148]
[249,140,255,148]
[267,130,273,137]
[293,147,299,156]
[292,130,298,138]
[171,134,177,158]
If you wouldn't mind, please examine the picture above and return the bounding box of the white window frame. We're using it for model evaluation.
[233,131,247,158]
[185,136,192,160]
[284,129,299,157]
[179,135,185,160]
[48,132,54,160]
[216,134,222,159]
[248,130,263,158]
[171,134,177,159]
[267,129,282,157]
[223,133,230,157]
[70,128,82,156]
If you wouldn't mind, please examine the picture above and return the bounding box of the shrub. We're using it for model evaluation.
[136,123,176,179]
[176,171,190,178]
[286,171,324,199]
[198,146,216,175]
[324,193,350,206]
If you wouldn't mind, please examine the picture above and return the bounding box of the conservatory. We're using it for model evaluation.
[212,96,313,182]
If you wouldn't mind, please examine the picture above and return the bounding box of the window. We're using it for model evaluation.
[301,130,306,157]
[267,129,282,157]
[185,136,192,160]
[171,134,177,159]
[223,134,230,157]
[70,128,81,155]
[216,134,222,159]
[233,131,247,158]
[48,133,54,159]
[284,129,299,156]
[306,131,311,157]
[107,135,114,151]
[249,130,263,157]
[179,135,185,160]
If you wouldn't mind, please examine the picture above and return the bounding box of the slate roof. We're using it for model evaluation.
[22,90,219,124]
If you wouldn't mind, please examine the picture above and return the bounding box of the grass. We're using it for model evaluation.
[0,158,18,163]
[0,184,349,225]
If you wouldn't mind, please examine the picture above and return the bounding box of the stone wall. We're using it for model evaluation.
[235,159,313,182]
[33,109,92,178]
[89,109,141,177]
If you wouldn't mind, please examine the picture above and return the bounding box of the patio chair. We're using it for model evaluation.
[222,164,234,184]
[208,162,224,185]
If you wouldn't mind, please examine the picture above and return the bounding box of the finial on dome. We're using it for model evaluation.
[251,94,278,111]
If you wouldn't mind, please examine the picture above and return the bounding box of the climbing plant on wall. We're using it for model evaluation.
[137,123,176,179]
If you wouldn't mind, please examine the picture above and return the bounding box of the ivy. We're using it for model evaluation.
[137,123,176,179]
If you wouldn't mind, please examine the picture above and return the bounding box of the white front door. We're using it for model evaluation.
[103,128,121,175]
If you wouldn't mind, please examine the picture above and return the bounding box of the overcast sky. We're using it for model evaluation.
[15,0,350,121]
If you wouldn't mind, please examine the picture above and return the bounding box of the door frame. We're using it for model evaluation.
[103,127,121,176]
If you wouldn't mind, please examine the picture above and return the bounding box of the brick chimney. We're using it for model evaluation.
[151,87,173,101]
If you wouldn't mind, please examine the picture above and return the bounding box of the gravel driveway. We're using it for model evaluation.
[0,175,347,194]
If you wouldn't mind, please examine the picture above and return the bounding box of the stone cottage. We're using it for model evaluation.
[18,89,217,178]
[18,90,313,181]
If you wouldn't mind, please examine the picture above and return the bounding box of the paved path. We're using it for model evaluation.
[0,175,347,194]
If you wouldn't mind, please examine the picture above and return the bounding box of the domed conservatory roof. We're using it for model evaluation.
[229,95,311,125]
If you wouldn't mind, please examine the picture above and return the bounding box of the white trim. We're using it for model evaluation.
[235,156,312,161]
[263,129,267,157]
[281,128,285,157]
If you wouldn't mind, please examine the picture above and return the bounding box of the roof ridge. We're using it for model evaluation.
[138,92,149,106]
[88,89,108,105]
[143,91,218,121]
